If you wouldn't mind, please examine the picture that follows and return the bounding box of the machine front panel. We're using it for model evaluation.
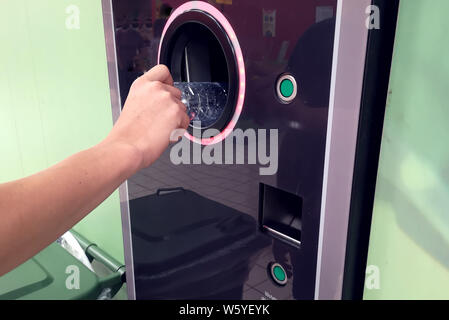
[111,0,338,300]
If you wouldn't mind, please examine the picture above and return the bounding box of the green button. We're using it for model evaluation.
[273,265,286,282]
[280,79,294,98]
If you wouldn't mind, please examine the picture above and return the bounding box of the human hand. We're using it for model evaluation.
[104,64,189,170]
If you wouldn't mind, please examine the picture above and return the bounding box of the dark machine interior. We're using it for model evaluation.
[169,23,229,85]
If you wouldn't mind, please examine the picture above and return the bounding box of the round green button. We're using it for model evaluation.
[273,265,286,282]
[280,79,294,98]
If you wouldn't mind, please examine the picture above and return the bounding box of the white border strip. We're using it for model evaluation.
[314,0,343,299]
[315,0,371,299]
[101,0,136,300]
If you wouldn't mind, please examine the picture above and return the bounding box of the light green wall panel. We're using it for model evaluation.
[365,0,449,299]
[0,0,124,263]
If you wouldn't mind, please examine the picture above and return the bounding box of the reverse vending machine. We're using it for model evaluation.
[102,0,398,299]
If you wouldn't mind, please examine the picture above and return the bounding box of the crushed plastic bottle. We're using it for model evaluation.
[174,82,228,128]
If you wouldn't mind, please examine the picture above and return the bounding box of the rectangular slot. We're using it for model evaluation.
[259,183,302,247]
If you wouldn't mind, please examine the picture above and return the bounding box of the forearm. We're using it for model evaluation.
[0,141,142,276]
[0,65,188,276]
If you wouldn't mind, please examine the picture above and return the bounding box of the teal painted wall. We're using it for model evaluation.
[0,0,124,263]
[365,0,449,299]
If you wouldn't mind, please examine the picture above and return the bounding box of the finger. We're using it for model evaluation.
[169,128,186,143]
[142,64,174,85]
[160,83,182,100]
[179,112,190,129]
[175,99,187,112]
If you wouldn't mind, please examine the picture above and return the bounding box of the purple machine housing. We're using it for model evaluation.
[101,0,398,300]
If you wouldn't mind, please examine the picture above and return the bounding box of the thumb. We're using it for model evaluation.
[142,64,174,85]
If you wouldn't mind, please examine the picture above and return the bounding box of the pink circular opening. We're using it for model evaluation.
[158,1,246,145]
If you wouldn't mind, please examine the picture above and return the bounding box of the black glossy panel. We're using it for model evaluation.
[112,0,337,300]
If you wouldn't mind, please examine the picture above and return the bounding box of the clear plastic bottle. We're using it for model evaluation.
[174,82,228,128]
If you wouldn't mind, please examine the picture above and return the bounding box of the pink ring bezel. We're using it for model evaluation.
[158,1,246,145]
